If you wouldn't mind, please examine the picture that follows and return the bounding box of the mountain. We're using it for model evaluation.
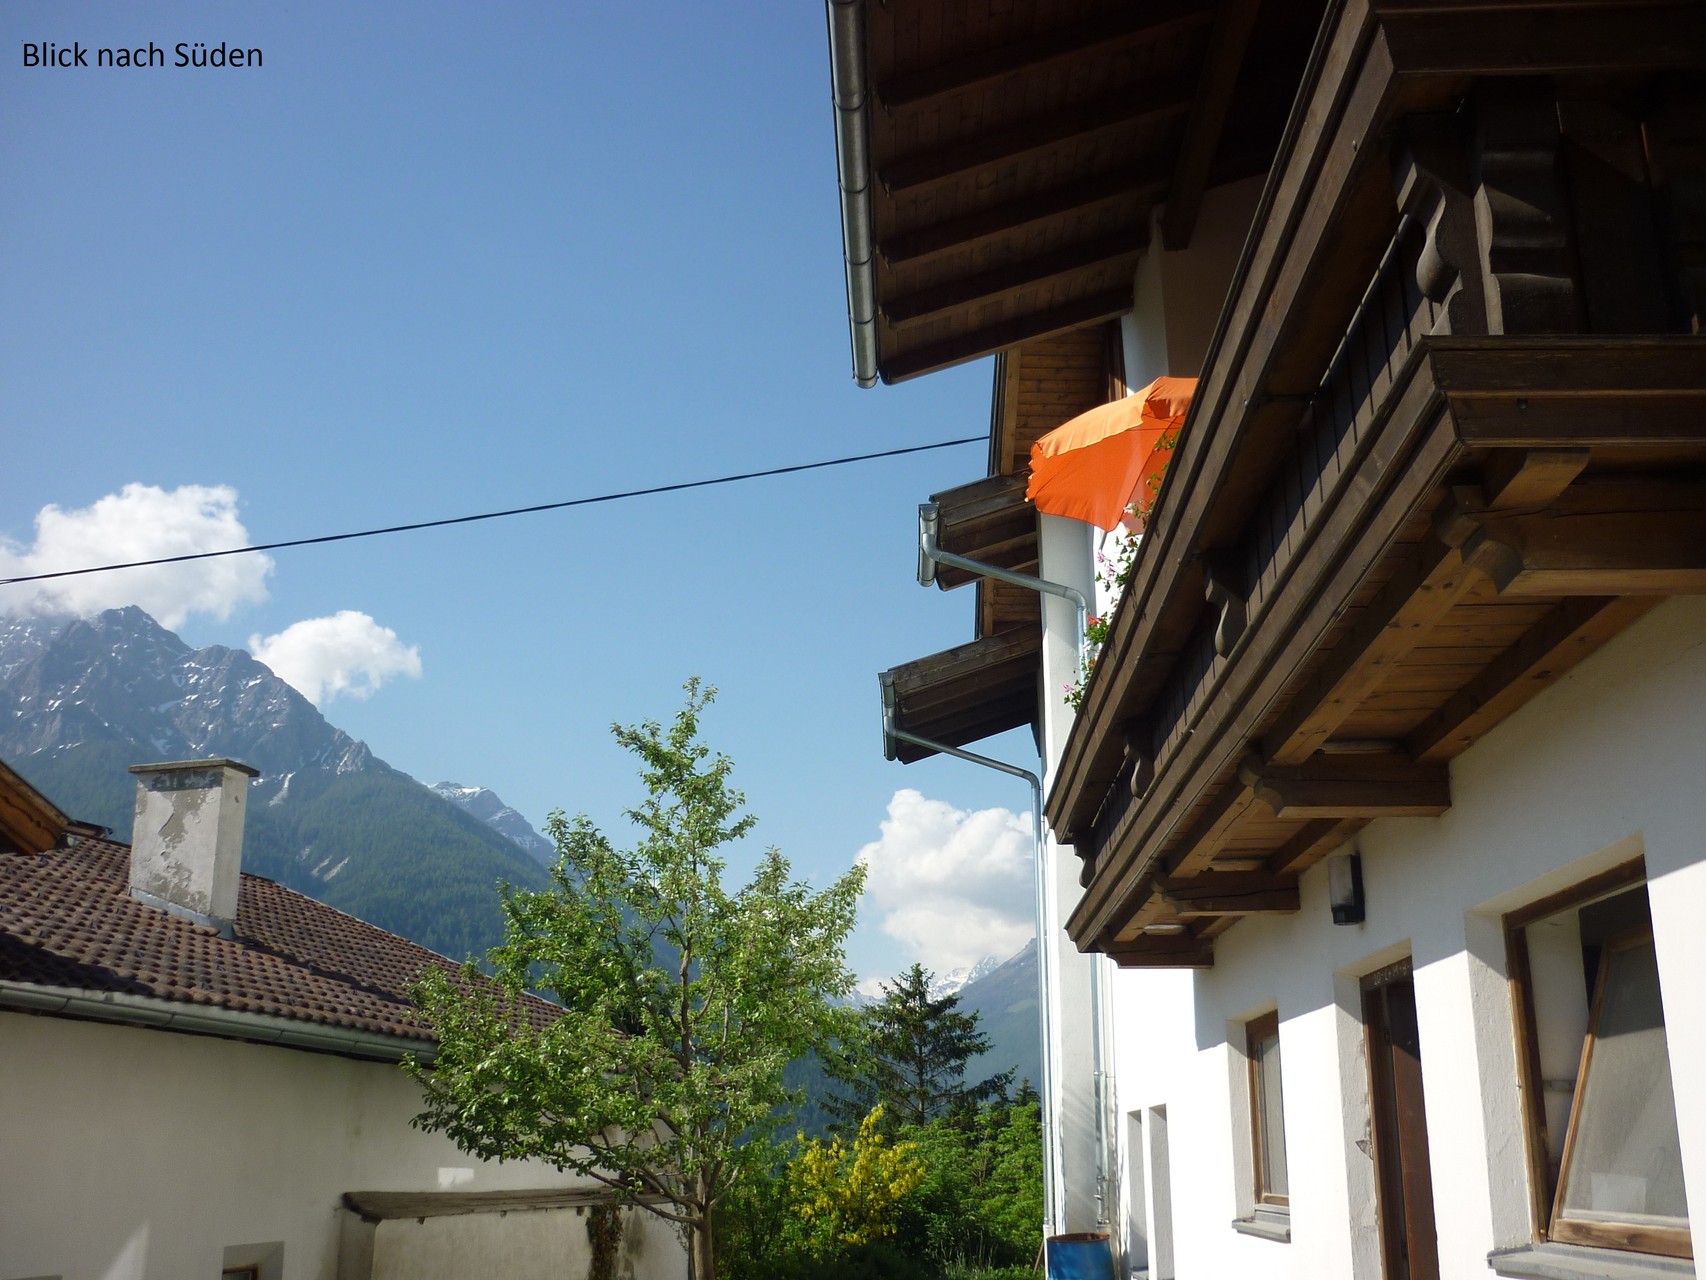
[954,939,1042,1094]
[0,607,550,960]
[430,781,555,863]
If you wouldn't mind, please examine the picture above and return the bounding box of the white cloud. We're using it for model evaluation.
[0,483,272,629]
[250,611,422,705]
[856,789,1034,979]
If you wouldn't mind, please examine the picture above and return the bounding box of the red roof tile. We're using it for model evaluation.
[0,836,557,1046]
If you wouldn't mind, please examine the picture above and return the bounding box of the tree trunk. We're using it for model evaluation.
[689,1214,715,1280]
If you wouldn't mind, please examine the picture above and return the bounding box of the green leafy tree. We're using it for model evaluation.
[832,964,1014,1129]
[407,681,866,1280]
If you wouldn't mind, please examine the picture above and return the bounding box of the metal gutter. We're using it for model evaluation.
[827,0,879,387]
[0,979,436,1064]
[879,671,1063,1236]
[912,501,1117,1233]
[918,502,1088,636]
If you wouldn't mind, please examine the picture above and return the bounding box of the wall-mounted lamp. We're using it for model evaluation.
[1328,852,1365,926]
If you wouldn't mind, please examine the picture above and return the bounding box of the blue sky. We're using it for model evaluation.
[1,0,1043,982]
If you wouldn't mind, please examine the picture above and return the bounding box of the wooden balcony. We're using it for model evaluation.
[1045,0,1706,964]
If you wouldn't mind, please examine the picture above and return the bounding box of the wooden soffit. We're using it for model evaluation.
[844,0,1328,383]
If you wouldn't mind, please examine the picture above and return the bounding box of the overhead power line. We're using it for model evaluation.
[0,435,985,588]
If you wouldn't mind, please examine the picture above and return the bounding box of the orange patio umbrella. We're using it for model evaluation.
[1026,376,1197,532]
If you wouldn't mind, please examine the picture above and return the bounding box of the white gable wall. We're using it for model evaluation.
[1106,595,1706,1278]
[0,1014,684,1280]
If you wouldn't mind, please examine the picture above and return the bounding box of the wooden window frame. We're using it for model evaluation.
[1246,1009,1289,1209]
[1504,858,1691,1260]
[1548,925,1691,1259]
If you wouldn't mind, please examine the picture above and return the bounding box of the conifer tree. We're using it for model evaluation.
[831,963,1014,1128]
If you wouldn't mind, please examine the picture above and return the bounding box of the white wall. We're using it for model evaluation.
[1037,512,1108,1236]
[0,1015,682,1280]
[371,1203,678,1280]
[1120,177,1264,386]
[1101,596,1706,1278]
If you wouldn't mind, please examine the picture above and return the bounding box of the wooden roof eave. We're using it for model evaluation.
[0,760,71,856]
[834,0,1332,386]
[927,471,1040,591]
[882,631,1043,764]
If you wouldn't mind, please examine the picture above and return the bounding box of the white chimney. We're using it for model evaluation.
[128,758,260,936]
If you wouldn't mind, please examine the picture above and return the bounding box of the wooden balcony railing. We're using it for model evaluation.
[1045,0,1706,964]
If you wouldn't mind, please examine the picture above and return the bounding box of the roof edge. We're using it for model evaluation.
[0,979,436,1064]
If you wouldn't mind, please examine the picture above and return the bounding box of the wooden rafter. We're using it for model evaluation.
[1261,538,1479,764]
[875,0,1216,112]
[878,82,1194,197]
[1408,596,1662,762]
[884,230,1149,330]
[882,170,1166,270]
[883,289,1133,383]
[1266,817,1363,877]
[1165,783,1261,878]
[1161,0,1263,250]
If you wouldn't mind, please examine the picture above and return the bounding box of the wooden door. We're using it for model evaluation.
[1364,962,1440,1280]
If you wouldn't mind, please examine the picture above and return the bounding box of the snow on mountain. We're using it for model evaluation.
[0,606,550,958]
[429,781,556,864]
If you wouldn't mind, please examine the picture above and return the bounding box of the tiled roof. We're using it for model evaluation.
[0,836,557,1047]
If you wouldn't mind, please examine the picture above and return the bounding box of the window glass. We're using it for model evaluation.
[1255,1029,1289,1199]
[1508,874,1691,1259]
[1245,1012,1288,1207]
[1555,934,1687,1231]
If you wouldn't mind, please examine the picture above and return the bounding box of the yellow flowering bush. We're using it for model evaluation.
[789,1105,927,1259]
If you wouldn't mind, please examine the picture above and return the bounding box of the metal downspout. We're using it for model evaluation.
[826,0,879,388]
[879,672,1062,1237]
[913,502,1116,1233]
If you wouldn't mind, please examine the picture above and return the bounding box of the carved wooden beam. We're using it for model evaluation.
[1159,873,1301,916]
[879,82,1193,197]
[1458,482,1706,596]
[1409,596,1663,762]
[1394,115,1485,337]
[1123,719,1156,800]
[883,229,1149,330]
[1240,755,1451,820]
[1202,552,1247,657]
[1473,81,1583,335]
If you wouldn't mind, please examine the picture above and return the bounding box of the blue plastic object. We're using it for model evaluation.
[1045,1232,1116,1280]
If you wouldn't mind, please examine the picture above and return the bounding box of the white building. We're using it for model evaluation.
[826,0,1706,1275]
[0,757,685,1280]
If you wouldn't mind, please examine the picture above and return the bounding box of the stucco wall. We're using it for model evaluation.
[371,1203,678,1280]
[1106,595,1706,1278]
[0,1014,682,1280]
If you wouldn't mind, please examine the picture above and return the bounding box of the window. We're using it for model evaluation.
[1247,1011,1289,1210]
[1506,862,1690,1260]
